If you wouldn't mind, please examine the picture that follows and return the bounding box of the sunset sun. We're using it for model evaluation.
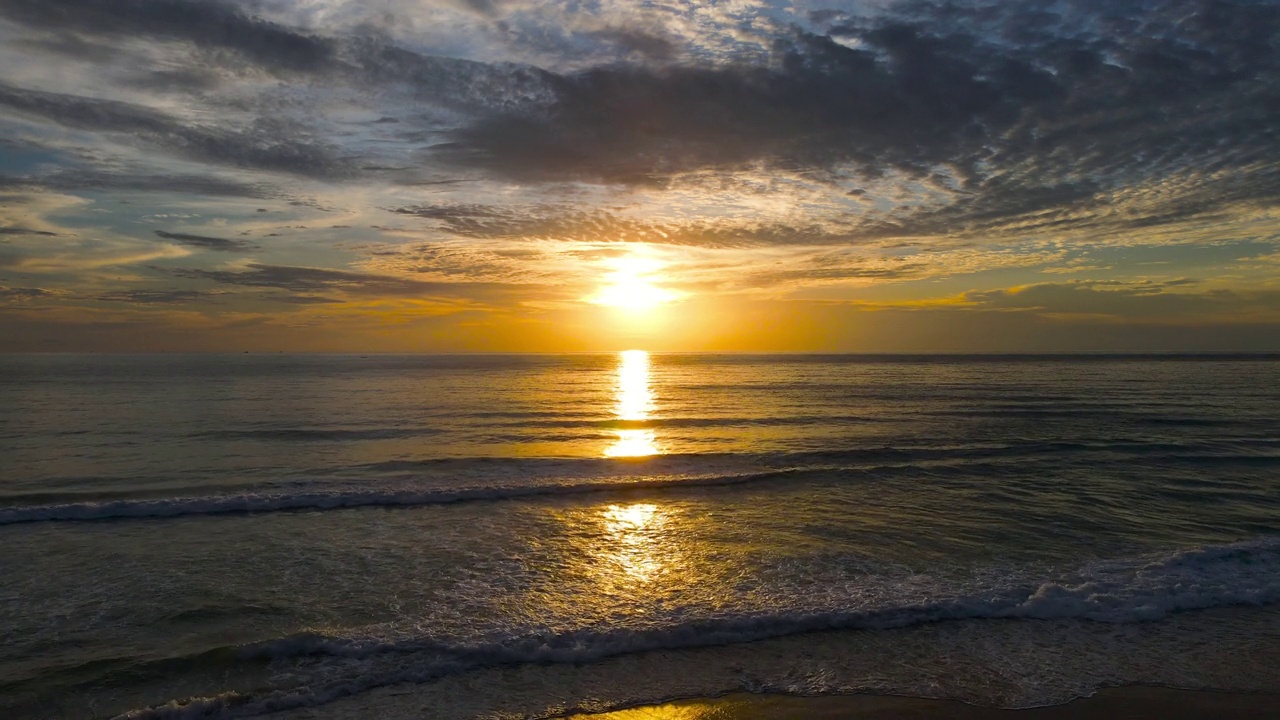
[588,255,684,313]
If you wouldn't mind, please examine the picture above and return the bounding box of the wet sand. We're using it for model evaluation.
[566,687,1280,719]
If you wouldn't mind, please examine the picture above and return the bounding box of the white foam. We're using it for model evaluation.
[110,537,1280,719]
[0,468,821,525]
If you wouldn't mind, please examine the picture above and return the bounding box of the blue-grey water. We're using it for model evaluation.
[2,353,1279,719]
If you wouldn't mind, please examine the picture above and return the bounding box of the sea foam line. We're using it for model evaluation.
[6,439,1267,526]
[0,468,819,525]
[111,537,1280,719]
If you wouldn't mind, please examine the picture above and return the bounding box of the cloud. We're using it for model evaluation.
[154,229,256,252]
[164,262,525,302]
[96,289,212,304]
[0,82,356,179]
[0,226,59,236]
[585,26,678,62]
[390,203,878,247]
[1,0,557,108]
[961,280,1280,322]
[4,0,1276,236]
[439,2,1278,210]
[0,285,58,300]
[0,169,276,198]
[0,0,340,74]
[433,28,1018,183]
[364,241,548,283]
[268,294,344,304]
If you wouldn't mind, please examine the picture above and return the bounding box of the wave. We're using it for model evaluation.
[182,414,1268,437]
[353,439,1251,472]
[200,428,439,441]
[496,415,893,429]
[924,407,1246,426]
[234,537,1280,659]
[0,467,819,525]
[113,536,1280,719]
[5,437,1272,525]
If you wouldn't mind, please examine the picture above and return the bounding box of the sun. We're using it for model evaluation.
[588,255,684,312]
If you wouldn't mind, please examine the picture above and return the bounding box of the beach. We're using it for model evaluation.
[569,687,1280,720]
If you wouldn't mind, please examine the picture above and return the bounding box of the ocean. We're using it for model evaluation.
[2,353,1279,719]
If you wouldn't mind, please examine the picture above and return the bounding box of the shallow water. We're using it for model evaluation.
[2,353,1278,718]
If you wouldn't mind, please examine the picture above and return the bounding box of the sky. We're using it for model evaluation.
[1,0,1278,352]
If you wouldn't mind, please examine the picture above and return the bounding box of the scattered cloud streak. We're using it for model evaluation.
[154,229,256,252]
[162,262,533,304]
[96,289,212,304]
[0,226,59,237]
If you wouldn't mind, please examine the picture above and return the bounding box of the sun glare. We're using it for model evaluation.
[597,502,666,582]
[605,350,661,458]
[589,255,683,312]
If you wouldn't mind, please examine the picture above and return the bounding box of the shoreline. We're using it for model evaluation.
[566,686,1280,719]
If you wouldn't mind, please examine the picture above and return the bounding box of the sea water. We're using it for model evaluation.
[1,353,1278,718]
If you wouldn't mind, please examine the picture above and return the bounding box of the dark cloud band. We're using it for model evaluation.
[154,229,256,252]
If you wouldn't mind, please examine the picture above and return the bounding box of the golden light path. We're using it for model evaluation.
[604,349,660,458]
[566,497,679,595]
[570,352,675,593]
[600,503,664,582]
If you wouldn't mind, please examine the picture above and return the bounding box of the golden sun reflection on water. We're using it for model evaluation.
[605,350,661,458]
[599,502,667,584]
[549,500,689,601]
[606,429,659,458]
